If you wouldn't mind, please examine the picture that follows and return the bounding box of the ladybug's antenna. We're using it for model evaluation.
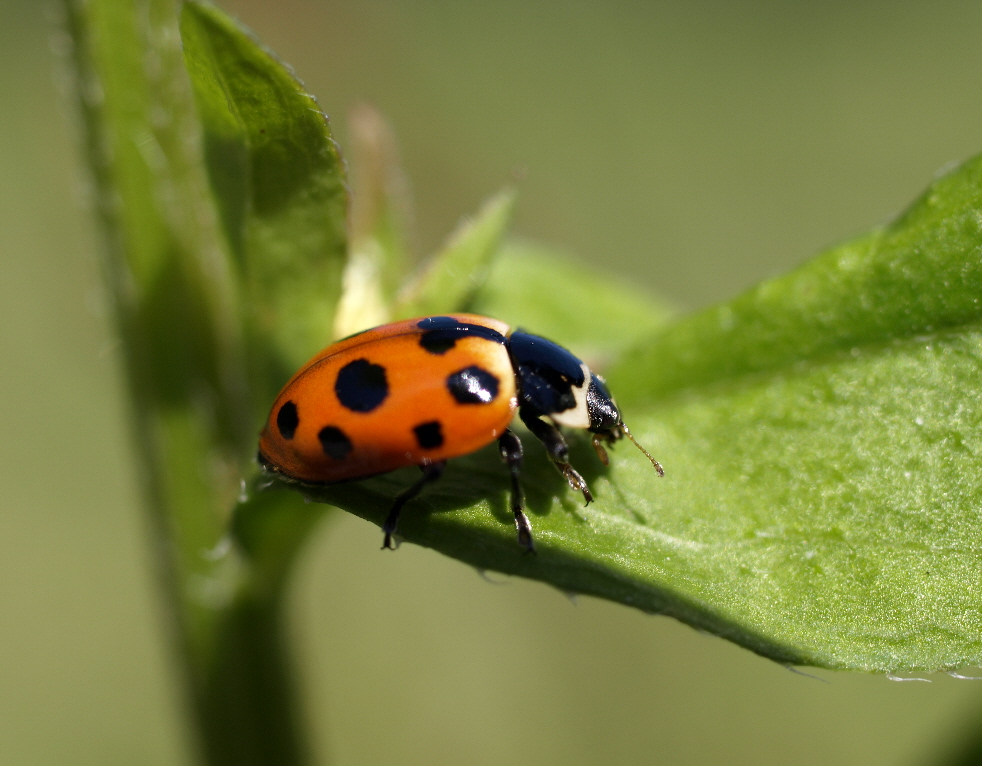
[621,424,665,476]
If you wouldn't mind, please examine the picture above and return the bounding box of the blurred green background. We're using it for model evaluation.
[5,0,982,763]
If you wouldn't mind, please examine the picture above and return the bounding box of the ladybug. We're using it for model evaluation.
[258,314,663,551]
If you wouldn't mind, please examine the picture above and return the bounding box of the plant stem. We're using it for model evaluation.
[57,1,314,762]
[199,591,311,766]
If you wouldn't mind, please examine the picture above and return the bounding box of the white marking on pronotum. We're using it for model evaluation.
[549,362,592,429]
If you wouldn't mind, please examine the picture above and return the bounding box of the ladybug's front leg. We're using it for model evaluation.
[382,462,446,549]
[519,408,593,505]
[498,429,534,552]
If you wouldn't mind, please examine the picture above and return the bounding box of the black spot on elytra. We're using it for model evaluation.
[420,331,456,354]
[318,426,352,460]
[335,358,388,412]
[276,400,299,439]
[415,316,507,355]
[447,366,500,404]
[413,421,444,449]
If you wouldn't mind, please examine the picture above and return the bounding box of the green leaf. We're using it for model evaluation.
[68,1,356,761]
[395,188,516,318]
[613,156,982,404]
[593,154,982,672]
[292,156,982,673]
[181,0,347,416]
[62,0,246,657]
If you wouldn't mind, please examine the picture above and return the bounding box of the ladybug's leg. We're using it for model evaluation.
[498,429,534,552]
[382,461,446,550]
[519,409,593,505]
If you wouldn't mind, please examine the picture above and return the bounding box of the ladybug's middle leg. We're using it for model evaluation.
[498,429,534,552]
[382,461,446,550]
[519,408,593,505]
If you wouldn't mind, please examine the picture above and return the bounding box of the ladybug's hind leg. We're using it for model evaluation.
[498,429,534,552]
[519,409,593,505]
[382,462,446,550]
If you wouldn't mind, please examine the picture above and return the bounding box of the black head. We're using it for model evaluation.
[585,373,620,433]
[583,374,664,477]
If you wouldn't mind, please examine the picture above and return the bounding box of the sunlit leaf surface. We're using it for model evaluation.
[299,159,982,672]
[182,0,347,416]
